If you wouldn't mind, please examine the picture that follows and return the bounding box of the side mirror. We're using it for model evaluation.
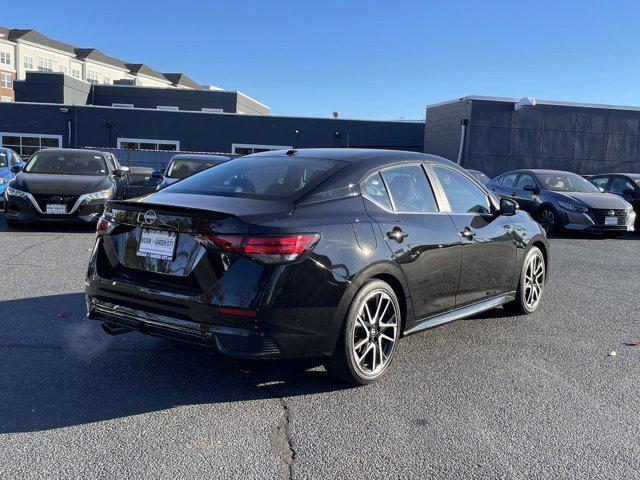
[523,184,539,194]
[10,162,25,174]
[113,166,129,177]
[623,188,635,196]
[598,187,605,193]
[151,169,163,179]
[500,198,519,216]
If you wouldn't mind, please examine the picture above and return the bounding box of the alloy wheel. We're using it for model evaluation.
[540,209,555,234]
[523,250,545,310]
[351,290,398,376]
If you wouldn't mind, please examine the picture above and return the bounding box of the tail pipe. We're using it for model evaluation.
[101,322,132,336]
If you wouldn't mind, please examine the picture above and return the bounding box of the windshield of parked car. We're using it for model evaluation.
[469,170,491,184]
[24,151,108,176]
[166,158,224,179]
[167,156,343,199]
[535,172,600,193]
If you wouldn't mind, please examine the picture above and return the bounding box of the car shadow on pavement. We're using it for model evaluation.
[0,214,96,234]
[0,293,349,434]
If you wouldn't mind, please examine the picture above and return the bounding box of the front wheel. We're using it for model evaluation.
[325,280,401,385]
[504,246,546,315]
[538,207,557,236]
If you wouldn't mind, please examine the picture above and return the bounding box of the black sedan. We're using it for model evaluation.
[488,169,635,235]
[589,173,640,230]
[4,148,129,227]
[86,149,548,385]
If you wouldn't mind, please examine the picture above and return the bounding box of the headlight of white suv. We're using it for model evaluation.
[83,188,114,201]
[558,201,589,213]
[6,185,29,199]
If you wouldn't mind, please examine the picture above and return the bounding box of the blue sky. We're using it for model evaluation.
[5,1,640,119]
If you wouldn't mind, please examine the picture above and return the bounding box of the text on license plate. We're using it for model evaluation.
[137,228,178,260]
[46,204,66,214]
[605,216,618,226]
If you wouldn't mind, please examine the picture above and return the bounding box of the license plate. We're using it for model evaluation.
[136,228,178,260]
[46,204,66,214]
[605,216,618,226]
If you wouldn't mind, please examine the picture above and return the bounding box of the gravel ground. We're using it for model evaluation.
[0,216,638,479]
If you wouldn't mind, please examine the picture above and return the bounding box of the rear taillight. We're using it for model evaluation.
[196,233,320,264]
[96,216,113,235]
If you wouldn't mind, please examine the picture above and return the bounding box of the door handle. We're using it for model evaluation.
[387,227,408,242]
[459,227,476,240]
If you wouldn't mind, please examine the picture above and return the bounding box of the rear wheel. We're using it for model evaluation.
[538,207,557,235]
[504,246,545,315]
[325,280,401,385]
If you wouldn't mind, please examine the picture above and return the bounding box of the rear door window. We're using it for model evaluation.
[167,156,344,200]
[362,172,392,210]
[515,173,536,189]
[610,176,636,194]
[500,172,519,187]
[590,176,610,190]
[432,165,491,214]
[381,164,439,213]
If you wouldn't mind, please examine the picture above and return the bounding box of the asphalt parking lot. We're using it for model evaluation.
[0,217,639,479]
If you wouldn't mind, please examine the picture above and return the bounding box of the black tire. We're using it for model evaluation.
[504,246,545,316]
[325,280,401,386]
[537,206,557,236]
[5,218,21,228]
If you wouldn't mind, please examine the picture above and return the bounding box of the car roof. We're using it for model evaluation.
[36,148,105,155]
[248,148,458,166]
[592,172,640,178]
[170,154,229,162]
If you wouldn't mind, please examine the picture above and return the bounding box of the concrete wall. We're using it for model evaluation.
[462,99,640,177]
[424,100,471,161]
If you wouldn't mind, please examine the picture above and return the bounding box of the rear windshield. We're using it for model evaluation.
[25,151,108,176]
[535,172,599,193]
[166,156,343,200]
[166,158,225,179]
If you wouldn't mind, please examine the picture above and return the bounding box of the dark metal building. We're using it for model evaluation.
[1,72,424,158]
[425,96,640,177]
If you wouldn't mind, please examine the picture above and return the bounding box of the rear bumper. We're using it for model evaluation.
[88,298,283,358]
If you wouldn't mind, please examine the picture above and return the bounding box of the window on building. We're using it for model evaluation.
[0,73,12,88]
[0,133,62,158]
[23,56,34,70]
[157,105,179,111]
[202,108,224,113]
[59,65,68,74]
[117,138,180,151]
[86,70,100,84]
[103,76,111,85]
[0,52,10,65]
[38,57,53,72]
[112,103,134,109]
[231,144,293,155]
[1,96,12,103]
[71,68,81,79]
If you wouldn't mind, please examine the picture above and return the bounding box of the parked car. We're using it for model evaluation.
[0,147,22,205]
[86,148,548,385]
[589,173,640,230]
[4,148,129,227]
[153,154,230,190]
[488,169,635,236]
[466,169,491,184]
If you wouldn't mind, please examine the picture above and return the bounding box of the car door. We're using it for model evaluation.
[362,163,462,320]
[512,172,540,214]
[428,164,518,307]
[106,153,127,199]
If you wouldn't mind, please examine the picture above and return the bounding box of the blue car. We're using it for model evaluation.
[0,148,23,204]
[153,154,230,190]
